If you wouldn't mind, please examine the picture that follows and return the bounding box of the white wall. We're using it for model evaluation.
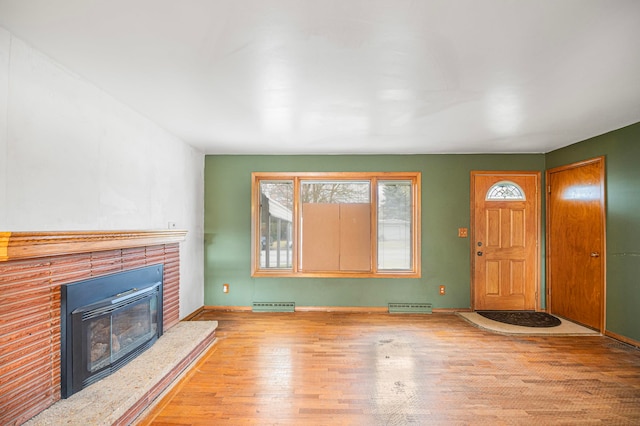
[0,27,204,318]
[0,29,8,227]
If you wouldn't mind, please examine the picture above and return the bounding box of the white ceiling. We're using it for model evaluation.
[1,0,639,155]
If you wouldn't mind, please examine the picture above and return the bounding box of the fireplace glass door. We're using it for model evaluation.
[87,293,158,372]
[71,283,161,391]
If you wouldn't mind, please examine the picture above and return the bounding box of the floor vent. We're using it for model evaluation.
[388,303,433,314]
[252,302,296,312]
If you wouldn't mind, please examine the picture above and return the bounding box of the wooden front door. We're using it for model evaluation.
[472,172,540,311]
[547,157,605,330]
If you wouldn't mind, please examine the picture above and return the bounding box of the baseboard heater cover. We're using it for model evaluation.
[388,303,433,314]
[252,302,296,312]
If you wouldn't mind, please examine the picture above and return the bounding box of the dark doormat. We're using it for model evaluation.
[477,311,562,327]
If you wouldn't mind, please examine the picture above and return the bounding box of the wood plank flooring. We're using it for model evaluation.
[137,311,640,425]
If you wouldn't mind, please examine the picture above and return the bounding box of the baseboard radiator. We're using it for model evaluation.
[252,302,296,312]
[388,303,433,314]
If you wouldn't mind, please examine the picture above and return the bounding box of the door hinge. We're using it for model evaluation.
[548,185,551,194]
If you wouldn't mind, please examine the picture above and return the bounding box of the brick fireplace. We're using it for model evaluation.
[0,230,187,425]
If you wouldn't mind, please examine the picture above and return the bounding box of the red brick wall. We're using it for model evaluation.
[0,243,180,425]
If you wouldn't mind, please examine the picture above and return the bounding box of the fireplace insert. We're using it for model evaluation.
[60,265,163,398]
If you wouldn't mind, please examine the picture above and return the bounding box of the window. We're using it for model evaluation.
[252,172,421,278]
[486,181,525,200]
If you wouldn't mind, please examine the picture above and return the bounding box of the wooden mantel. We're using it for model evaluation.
[0,229,187,262]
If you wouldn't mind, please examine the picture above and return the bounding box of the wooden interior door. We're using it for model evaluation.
[472,172,539,311]
[547,157,605,330]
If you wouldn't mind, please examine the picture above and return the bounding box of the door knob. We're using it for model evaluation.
[477,251,483,256]
[590,252,600,257]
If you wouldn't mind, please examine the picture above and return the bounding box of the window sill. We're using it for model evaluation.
[251,270,421,279]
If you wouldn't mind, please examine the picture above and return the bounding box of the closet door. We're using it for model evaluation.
[547,157,605,331]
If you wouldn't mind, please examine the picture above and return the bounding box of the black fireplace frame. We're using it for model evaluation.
[60,264,164,398]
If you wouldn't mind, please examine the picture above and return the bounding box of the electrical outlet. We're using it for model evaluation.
[458,227,468,238]
[439,285,446,295]
[223,283,229,293]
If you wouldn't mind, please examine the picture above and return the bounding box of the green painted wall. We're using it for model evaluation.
[546,121,640,342]
[204,154,545,309]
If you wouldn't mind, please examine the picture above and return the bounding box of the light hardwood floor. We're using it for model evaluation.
[138,311,640,425]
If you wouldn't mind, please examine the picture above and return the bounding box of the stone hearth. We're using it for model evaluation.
[25,320,217,426]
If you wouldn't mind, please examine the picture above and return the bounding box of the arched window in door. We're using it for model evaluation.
[486,181,525,200]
